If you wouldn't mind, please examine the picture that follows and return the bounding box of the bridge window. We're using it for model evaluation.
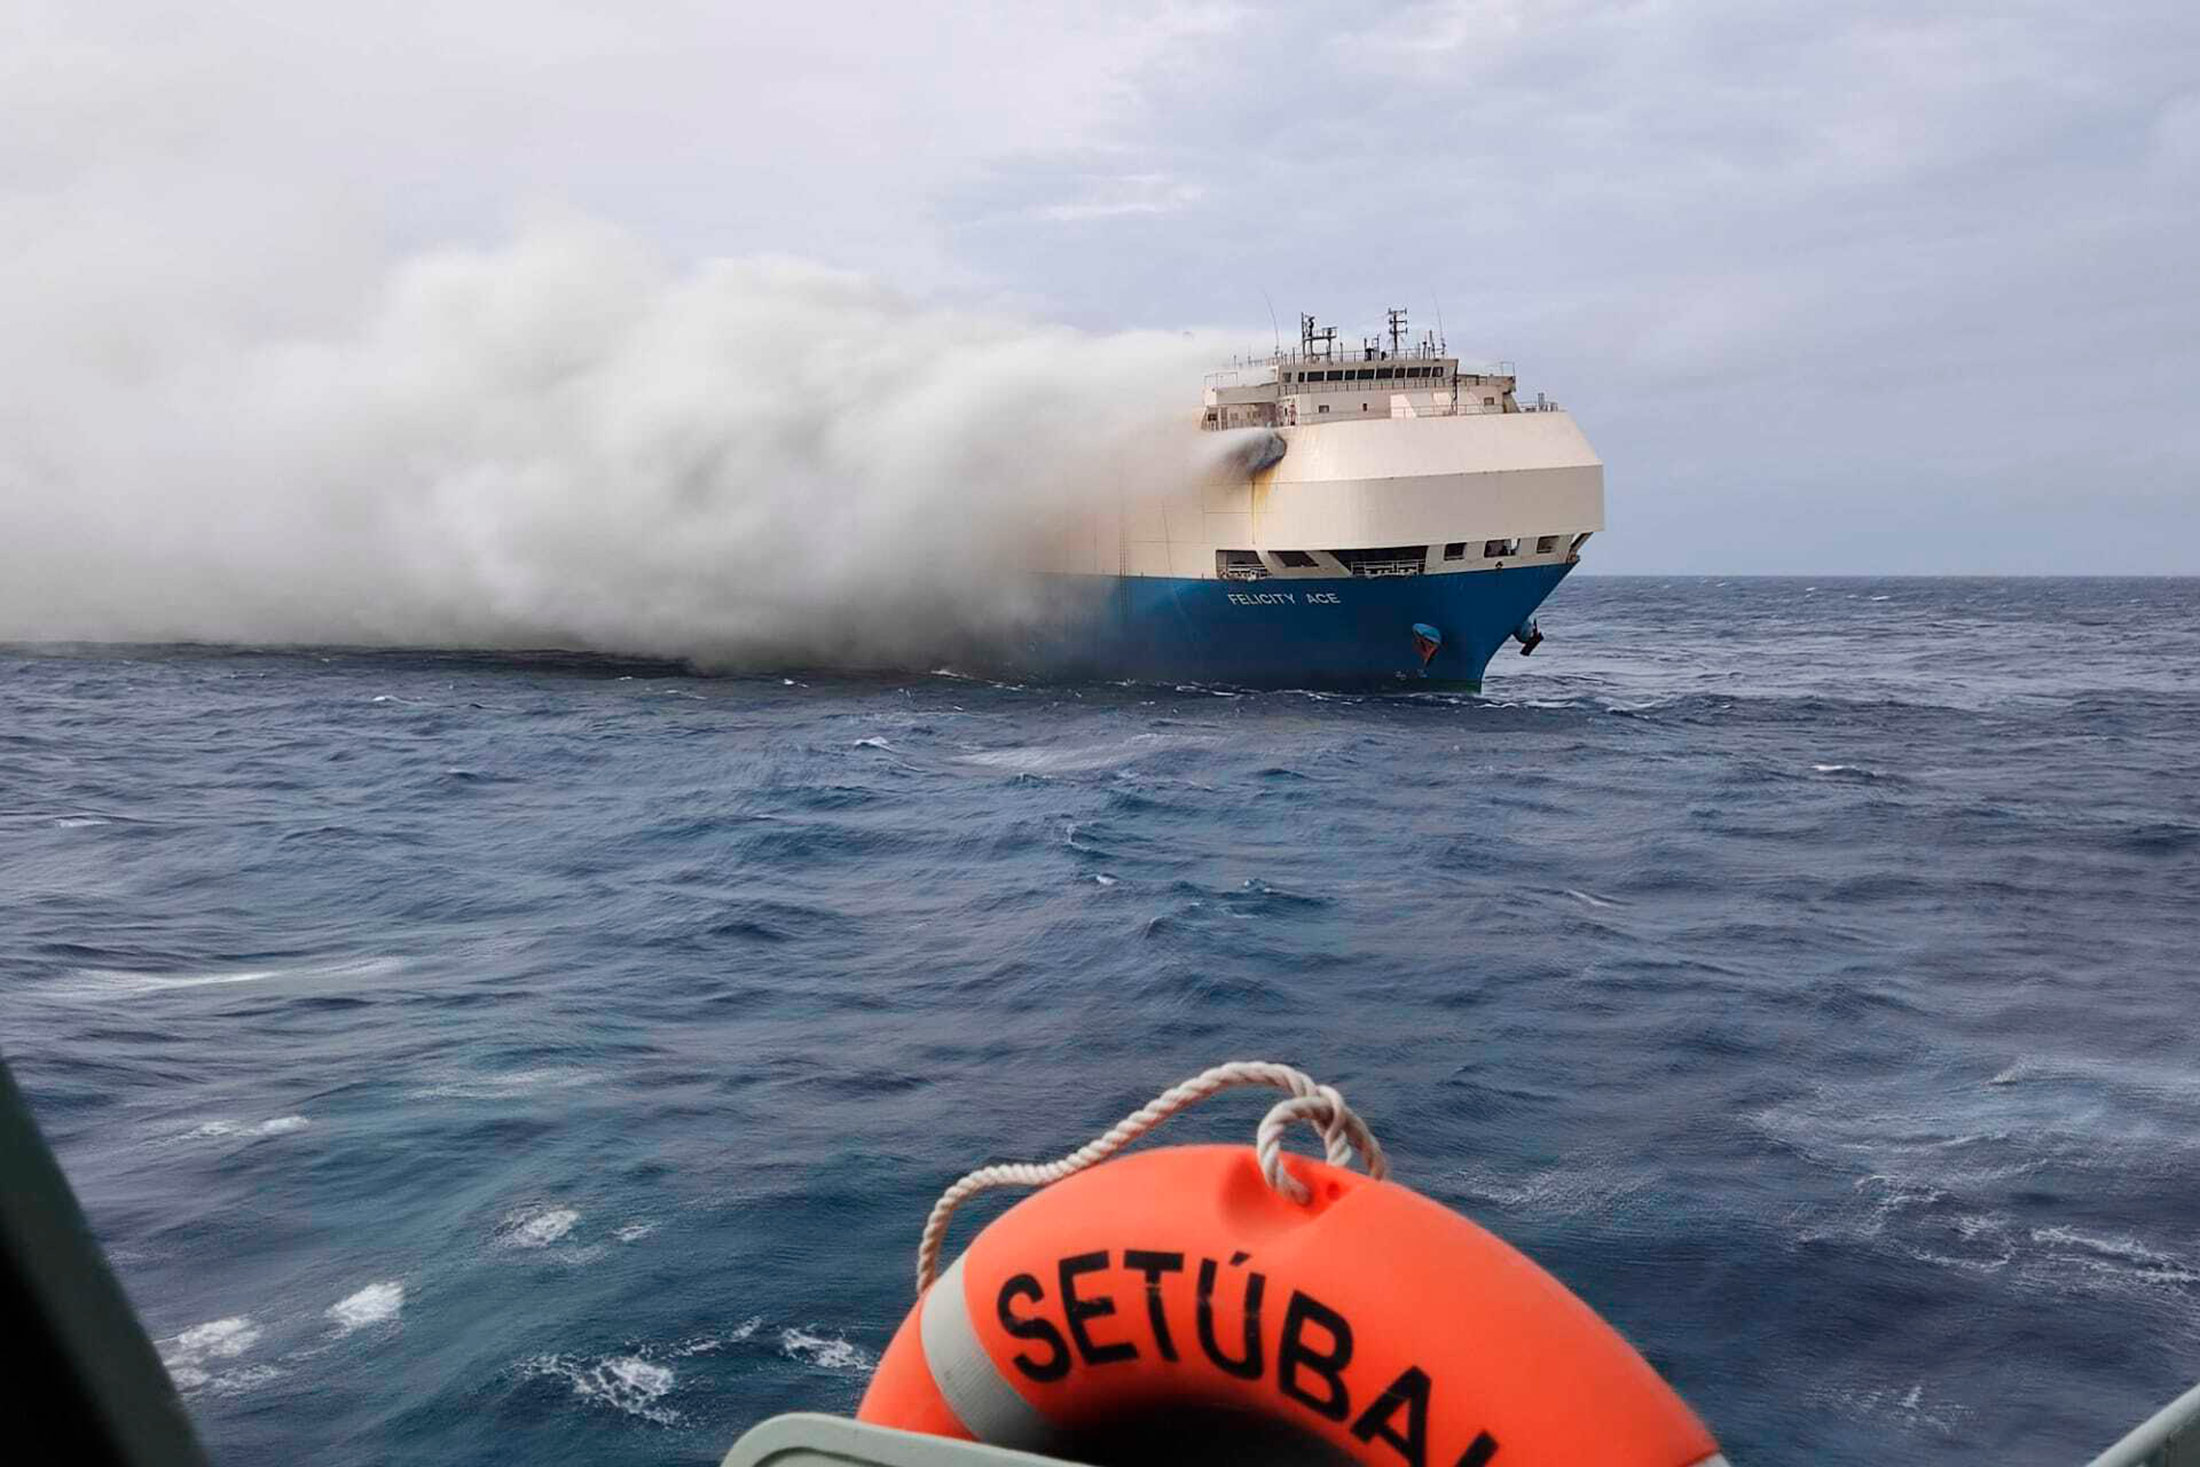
[1325,370,1342,382]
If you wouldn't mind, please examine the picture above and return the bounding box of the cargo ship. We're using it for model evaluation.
[1021,309,1602,691]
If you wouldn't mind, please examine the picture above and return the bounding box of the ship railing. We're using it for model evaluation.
[1201,397,1563,431]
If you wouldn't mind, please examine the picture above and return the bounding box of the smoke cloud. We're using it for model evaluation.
[0,219,1227,668]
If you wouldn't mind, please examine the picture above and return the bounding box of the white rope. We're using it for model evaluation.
[914,1060,1388,1295]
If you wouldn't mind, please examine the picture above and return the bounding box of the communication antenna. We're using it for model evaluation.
[1386,306,1408,356]
[1261,289,1281,358]
[1432,297,1448,354]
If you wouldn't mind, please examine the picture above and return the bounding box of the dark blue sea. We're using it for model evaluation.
[5,577,2198,1466]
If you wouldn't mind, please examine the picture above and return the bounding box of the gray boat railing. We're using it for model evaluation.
[2086,1381,2200,1467]
[721,1383,2200,1467]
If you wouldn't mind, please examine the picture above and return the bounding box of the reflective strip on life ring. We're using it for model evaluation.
[860,1145,1722,1467]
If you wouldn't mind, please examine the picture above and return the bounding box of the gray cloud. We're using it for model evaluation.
[4,0,2195,591]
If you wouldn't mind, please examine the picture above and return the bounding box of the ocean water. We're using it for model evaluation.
[4,576,2198,1466]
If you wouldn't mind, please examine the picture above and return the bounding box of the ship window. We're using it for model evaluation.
[1217,550,1270,580]
[1443,541,1466,561]
[1325,370,1342,382]
[1483,396,1496,406]
[1329,546,1427,577]
[1483,539,1518,558]
[1536,535,1558,554]
[1356,368,1374,380]
[1377,367,1394,380]
[1317,404,1330,414]
[1276,550,1318,568]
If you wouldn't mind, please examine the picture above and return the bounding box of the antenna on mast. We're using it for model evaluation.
[1386,306,1408,356]
[1261,289,1281,358]
[1432,297,1448,354]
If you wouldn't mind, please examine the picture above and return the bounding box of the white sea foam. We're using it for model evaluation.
[327,1281,405,1333]
[520,1354,680,1425]
[53,815,110,828]
[1563,888,1618,909]
[961,733,1206,776]
[780,1327,876,1373]
[413,1066,602,1100]
[614,1222,657,1243]
[186,1115,310,1141]
[501,1207,581,1248]
[198,1363,285,1396]
[170,1317,261,1360]
[852,737,891,750]
[161,1316,266,1392]
[59,956,400,999]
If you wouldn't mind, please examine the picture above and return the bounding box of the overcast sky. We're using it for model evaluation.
[8,0,2197,573]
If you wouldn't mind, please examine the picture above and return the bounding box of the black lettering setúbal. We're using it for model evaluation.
[1195,1255,1266,1379]
[1058,1251,1137,1367]
[1277,1289,1355,1420]
[1121,1249,1185,1362]
[996,1272,1070,1382]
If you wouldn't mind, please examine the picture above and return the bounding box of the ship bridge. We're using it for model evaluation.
[1202,309,1544,430]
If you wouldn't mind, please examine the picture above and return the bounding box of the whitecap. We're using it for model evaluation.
[520,1354,679,1425]
[53,815,109,828]
[185,1115,308,1141]
[614,1221,657,1243]
[412,1066,602,1101]
[168,1317,261,1362]
[501,1207,580,1248]
[161,1316,265,1392]
[1563,888,1618,909]
[327,1281,404,1333]
[60,955,401,999]
[197,1363,285,1396]
[1092,874,1118,887]
[852,737,890,750]
[779,1327,875,1373]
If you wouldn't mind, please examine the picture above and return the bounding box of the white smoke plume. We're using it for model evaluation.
[0,220,1231,668]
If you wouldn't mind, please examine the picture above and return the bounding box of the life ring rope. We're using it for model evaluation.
[914,1060,1388,1295]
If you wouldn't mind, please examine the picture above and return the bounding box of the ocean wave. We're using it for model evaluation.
[160,1317,269,1394]
[779,1327,876,1373]
[498,1207,581,1249]
[519,1354,680,1426]
[327,1281,405,1334]
[411,1067,603,1101]
[186,1115,309,1140]
[54,956,401,999]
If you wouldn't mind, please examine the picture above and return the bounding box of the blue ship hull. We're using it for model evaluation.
[1014,562,1575,690]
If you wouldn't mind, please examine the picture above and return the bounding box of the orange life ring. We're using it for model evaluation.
[859,1144,1724,1467]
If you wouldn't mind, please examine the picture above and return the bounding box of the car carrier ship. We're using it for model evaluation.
[1021,308,1602,691]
